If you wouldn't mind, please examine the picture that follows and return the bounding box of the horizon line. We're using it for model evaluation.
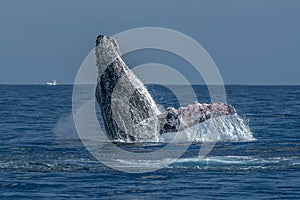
[0,83,299,86]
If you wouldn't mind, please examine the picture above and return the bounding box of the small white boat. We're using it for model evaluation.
[47,80,57,85]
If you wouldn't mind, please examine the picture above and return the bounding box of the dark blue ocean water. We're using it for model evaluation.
[0,85,299,199]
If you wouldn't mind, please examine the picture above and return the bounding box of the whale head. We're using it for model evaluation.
[95,35,120,77]
[95,35,160,142]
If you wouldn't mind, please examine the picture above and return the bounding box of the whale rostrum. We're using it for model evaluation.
[95,35,236,142]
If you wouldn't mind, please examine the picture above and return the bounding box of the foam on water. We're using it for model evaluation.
[168,156,300,171]
[103,155,300,172]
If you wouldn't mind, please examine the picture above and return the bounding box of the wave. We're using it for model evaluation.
[168,155,300,171]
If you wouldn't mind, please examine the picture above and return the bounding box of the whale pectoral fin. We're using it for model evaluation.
[158,103,236,134]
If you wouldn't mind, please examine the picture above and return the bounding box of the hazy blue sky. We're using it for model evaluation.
[0,0,299,84]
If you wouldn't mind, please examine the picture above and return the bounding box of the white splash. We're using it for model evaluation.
[160,113,255,143]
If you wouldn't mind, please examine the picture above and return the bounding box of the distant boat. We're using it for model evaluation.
[47,80,57,85]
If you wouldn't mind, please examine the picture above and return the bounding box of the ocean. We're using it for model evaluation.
[0,85,299,199]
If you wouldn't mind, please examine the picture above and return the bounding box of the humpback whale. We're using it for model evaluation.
[95,35,236,142]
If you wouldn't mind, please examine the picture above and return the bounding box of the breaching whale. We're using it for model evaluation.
[95,35,236,142]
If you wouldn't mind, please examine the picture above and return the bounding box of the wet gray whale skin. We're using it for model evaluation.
[95,35,236,142]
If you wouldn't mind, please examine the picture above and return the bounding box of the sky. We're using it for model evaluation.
[0,0,299,85]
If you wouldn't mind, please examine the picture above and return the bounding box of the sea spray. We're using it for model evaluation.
[160,113,255,143]
[195,113,255,142]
